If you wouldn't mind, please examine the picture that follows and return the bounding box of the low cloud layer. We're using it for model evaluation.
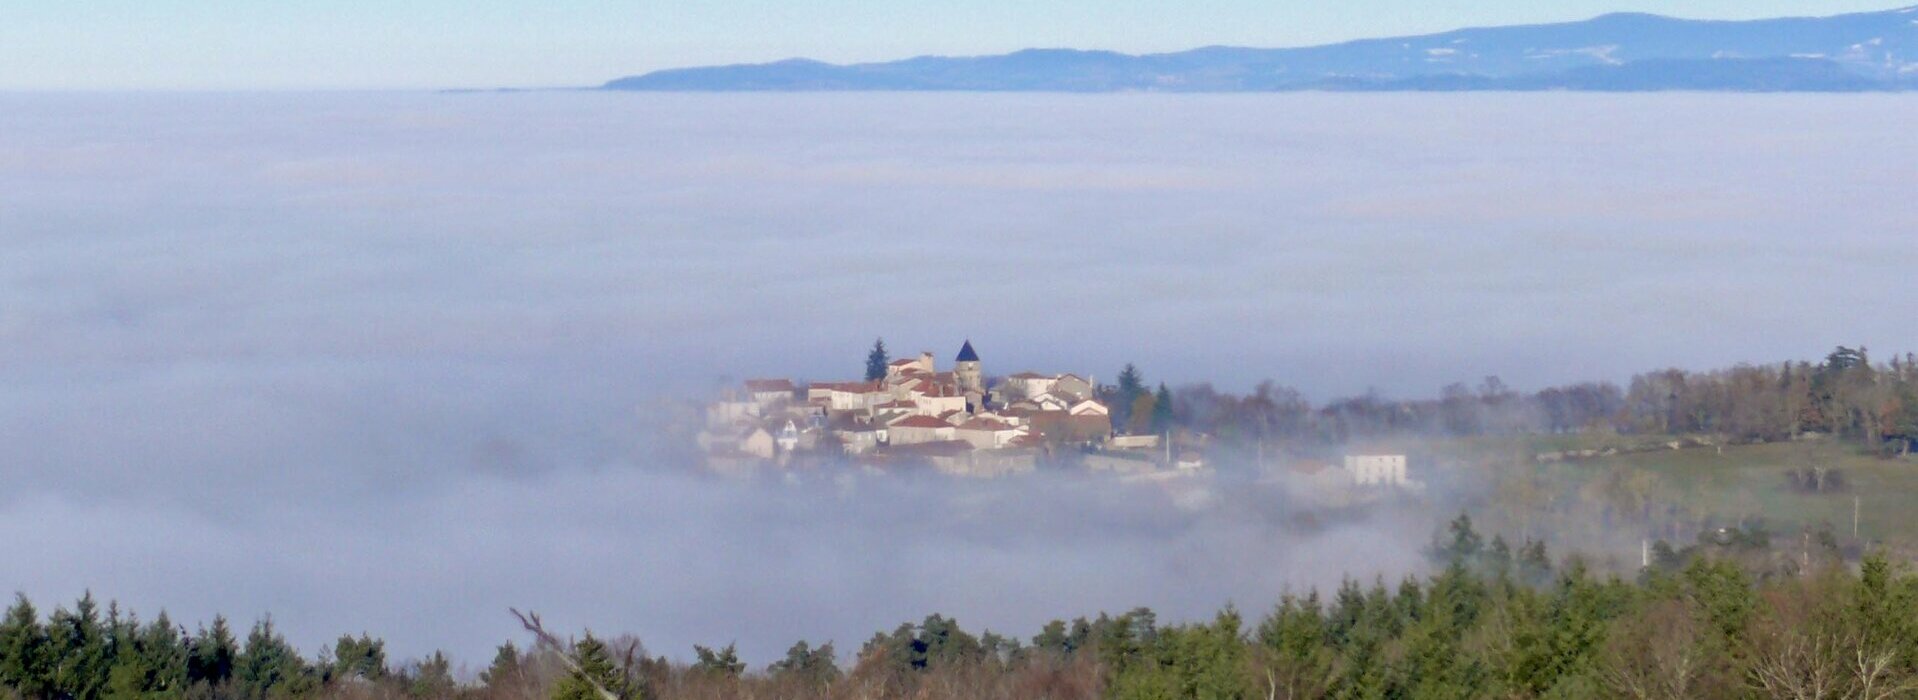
[2,91,1916,664]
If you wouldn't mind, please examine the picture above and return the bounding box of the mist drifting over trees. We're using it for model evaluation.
[6,92,1918,692]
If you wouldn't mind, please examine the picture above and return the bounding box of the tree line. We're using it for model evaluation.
[1107,346,1918,454]
[8,515,1918,699]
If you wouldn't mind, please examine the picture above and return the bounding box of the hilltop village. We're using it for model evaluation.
[700,341,1130,477]
[696,340,1418,487]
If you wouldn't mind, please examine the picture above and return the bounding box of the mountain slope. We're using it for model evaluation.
[603,6,1918,91]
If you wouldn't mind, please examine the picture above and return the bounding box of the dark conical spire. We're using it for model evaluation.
[955,340,979,363]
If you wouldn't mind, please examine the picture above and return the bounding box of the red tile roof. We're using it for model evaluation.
[957,418,1016,432]
[745,379,795,393]
[890,415,954,429]
[1008,434,1046,448]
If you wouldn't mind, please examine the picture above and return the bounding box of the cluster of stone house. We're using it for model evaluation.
[697,341,1117,477]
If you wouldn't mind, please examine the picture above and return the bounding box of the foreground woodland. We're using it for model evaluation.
[7,516,1918,700]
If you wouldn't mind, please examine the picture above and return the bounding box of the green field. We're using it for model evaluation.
[1403,436,1918,566]
[1566,439,1918,541]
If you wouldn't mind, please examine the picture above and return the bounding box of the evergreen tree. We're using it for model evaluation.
[1113,363,1147,431]
[48,593,111,700]
[407,651,455,698]
[1150,383,1176,435]
[1326,579,1367,648]
[766,640,838,688]
[1171,608,1250,699]
[185,617,237,688]
[106,611,188,699]
[1485,535,1514,580]
[236,618,313,698]
[689,643,743,679]
[912,614,984,669]
[0,594,54,698]
[479,642,526,692]
[1256,593,1332,699]
[329,633,386,681]
[1031,620,1074,655]
[1517,540,1553,587]
[977,630,1020,663]
[144,613,189,696]
[863,338,890,382]
[1439,513,1485,565]
[551,635,633,700]
[857,623,918,680]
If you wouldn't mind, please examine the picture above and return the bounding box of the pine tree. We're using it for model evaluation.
[1440,513,1485,565]
[0,595,54,698]
[104,610,188,698]
[48,593,111,700]
[330,633,387,681]
[690,643,743,679]
[480,642,525,692]
[767,640,838,688]
[237,618,314,698]
[408,651,455,698]
[863,338,890,382]
[1517,540,1553,588]
[1150,383,1175,435]
[1256,593,1332,699]
[551,635,633,700]
[1113,363,1146,432]
[186,616,237,688]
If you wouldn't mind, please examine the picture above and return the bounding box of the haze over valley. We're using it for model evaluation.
[4,90,1918,667]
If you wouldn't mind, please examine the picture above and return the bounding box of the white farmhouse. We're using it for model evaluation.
[1344,454,1409,487]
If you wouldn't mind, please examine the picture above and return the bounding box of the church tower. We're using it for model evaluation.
[954,340,984,397]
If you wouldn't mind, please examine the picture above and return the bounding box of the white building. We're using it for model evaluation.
[776,420,800,453]
[1344,454,1410,487]
[1003,372,1059,401]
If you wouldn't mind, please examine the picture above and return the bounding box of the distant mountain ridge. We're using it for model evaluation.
[604,6,1918,92]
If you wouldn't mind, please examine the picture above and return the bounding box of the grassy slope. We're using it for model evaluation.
[1574,439,1918,543]
[1379,435,1918,567]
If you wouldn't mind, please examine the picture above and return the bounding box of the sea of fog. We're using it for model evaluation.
[2,91,1915,666]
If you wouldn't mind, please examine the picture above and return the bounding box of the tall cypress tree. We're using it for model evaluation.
[864,338,890,382]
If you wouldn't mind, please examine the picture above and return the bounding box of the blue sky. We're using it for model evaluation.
[2,1,1910,90]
